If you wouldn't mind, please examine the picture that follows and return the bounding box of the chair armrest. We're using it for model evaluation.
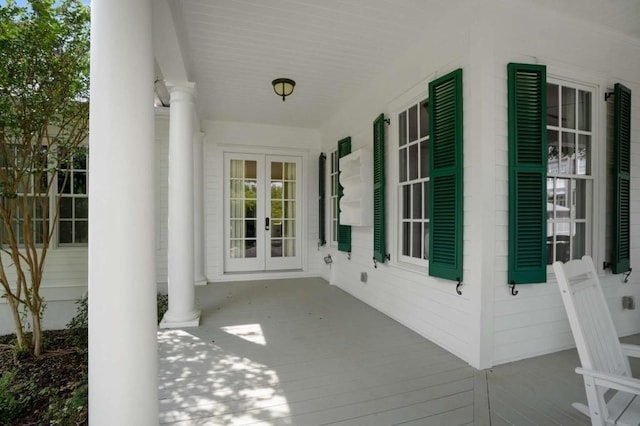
[621,343,640,359]
[575,367,640,395]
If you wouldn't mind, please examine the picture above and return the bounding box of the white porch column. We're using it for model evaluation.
[88,0,158,425]
[194,131,207,286]
[160,82,201,328]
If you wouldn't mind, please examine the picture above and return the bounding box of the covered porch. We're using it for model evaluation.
[158,278,640,425]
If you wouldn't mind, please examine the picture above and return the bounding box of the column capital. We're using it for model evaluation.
[165,80,196,101]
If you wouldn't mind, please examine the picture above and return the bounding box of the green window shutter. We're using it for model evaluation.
[373,114,386,263]
[337,137,352,252]
[318,153,327,246]
[507,63,547,284]
[428,68,463,281]
[612,83,631,274]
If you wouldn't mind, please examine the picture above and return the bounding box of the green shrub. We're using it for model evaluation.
[157,293,168,325]
[0,370,36,423]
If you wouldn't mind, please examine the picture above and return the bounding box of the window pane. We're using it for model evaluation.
[245,220,256,238]
[546,178,555,219]
[572,223,586,259]
[284,182,296,199]
[402,185,410,219]
[271,239,282,257]
[230,240,242,258]
[284,162,296,180]
[555,178,571,213]
[561,132,575,174]
[412,183,422,219]
[423,182,429,220]
[271,182,283,199]
[59,221,72,244]
[271,220,283,238]
[245,200,257,218]
[575,179,586,220]
[245,181,257,199]
[547,83,559,127]
[284,201,295,219]
[245,240,256,258]
[284,239,295,257]
[578,90,591,131]
[420,140,429,178]
[60,197,72,219]
[423,223,429,260]
[230,220,243,238]
[402,222,410,256]
[411,222,422,258]
[58,172,71,194]
[75,198,88,219]
[230,160,243,179]
[577,135,591,175]
[399,111,407,146]
[408,105,418,142]
[547,130,559,174]
[230,180,242,198]
[245,161,256,179]
[419,100,429,138]
[271,201,282,218]
[75,221,88,243]
[555,223,570,262]
[399,148,407,182]
[73,172,86,194]
[284,220,295,237]
[409,143,418,180]
[230,200,243,219]
[73,154,87,170]
[562,87,576,129]
[271,162,282,180]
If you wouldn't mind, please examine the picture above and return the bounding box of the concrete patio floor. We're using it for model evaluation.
[157,277,640,425]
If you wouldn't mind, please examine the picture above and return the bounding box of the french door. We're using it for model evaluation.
[224,153,302,272]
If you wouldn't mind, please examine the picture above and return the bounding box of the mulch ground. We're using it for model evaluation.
[0,329,88,425]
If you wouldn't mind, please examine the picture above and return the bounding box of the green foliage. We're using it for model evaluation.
[0,0,90,356]
[157,293,168,325]
[66,295,88,330]
[0,369,37,423]
[45,373,88,425]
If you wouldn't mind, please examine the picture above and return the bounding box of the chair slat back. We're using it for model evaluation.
[553,256,630,377]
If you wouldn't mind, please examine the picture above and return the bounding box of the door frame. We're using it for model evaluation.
[216,146,308,277]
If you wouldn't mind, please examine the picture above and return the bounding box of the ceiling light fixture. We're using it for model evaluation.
[272,78,295,101]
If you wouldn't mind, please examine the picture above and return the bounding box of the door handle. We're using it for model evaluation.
[265,217,270,231]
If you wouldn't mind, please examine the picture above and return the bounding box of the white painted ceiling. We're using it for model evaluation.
[165,0,640,129]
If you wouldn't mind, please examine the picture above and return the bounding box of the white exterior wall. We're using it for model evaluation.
[201,120,323,282]
[489,0,640,365]
[318,1,488,367]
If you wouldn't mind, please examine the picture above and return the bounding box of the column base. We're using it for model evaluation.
[159,310,201,329]
[195,278,208,286]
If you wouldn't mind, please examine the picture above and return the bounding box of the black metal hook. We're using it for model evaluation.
[456,279,462,295]
[373,257,378,268]
[384,118,390,125]
[624,268,633,283]
[603,261,612,271]
[509,282,519,296]
[604,91,615,102]
[347,251,351,260]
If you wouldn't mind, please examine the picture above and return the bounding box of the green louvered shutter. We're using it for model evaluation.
[507,63,547,284]
[318,153,327,246]
[373,114,386,263]
[337,137,352,252]
[428,69,463,281]
[613,83,631,274]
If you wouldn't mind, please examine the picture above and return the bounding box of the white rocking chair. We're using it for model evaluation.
[553,255,640,425]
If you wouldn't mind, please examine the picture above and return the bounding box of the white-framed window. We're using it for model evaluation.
[57,151,88,245]
[397,97,429,266]
[546,79,594,265]
[329,149,339,245]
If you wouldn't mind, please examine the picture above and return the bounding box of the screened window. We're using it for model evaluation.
[398,98,429,264]
[329,149,339,244]
[546,81,593,264]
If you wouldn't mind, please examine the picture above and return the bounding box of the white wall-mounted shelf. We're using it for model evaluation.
[339,148,372,226]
